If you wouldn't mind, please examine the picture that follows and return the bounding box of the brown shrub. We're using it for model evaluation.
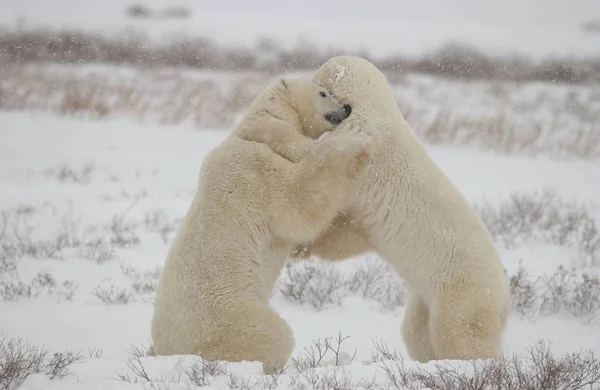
[1,28,599,84]
[1,64,598,158]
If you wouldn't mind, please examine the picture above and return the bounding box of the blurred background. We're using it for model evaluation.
[1,0,599,158]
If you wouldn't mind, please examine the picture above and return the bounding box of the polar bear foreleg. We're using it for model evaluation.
[238,113,315,163]
[268,134,372,244]
[290,214,373,261]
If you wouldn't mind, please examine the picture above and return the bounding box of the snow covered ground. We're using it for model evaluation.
[1,109,599,389]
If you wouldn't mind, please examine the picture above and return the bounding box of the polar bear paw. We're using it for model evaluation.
[328,135,373,182]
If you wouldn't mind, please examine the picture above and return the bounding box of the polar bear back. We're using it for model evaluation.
[154,137,288,315]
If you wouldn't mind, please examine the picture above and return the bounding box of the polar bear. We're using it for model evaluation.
[235,77,352,163]
[292,56,511,363]
[150,77,372,373]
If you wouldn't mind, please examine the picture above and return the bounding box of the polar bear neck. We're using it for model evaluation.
[247,82,304,131]
[272,86,305,131]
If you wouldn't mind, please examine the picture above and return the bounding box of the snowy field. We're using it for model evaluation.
[1,110,599,389]
[2,1,600,389]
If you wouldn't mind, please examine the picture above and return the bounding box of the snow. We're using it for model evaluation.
[1,111,599,389]
[2,0,600,58]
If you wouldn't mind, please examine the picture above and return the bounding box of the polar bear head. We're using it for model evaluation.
[311,56,398,118]
[279,78,352,139]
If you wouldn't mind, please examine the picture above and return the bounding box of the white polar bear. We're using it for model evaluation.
[294,56,511,363]
[150,77,372,373]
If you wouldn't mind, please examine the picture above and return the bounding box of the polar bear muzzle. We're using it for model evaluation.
[324,104,352,125]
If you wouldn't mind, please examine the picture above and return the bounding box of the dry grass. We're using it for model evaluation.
[44,162,96,184]
[276,190,600,322]
[394,76,600,158]
[410,107,600,159]
[510,261,600,324]
[278,256,600,324]
[4,330,598,389]
[476,189,600,266]
[0,208,118,264]
[0,271,77,302]
[0,333,84,389]
[1,28,600,84]
[276,257,406,311]
[126,4,191,19]
[0,65,263,128]
[3,190,599,321]
[1,29,599,159]
[1,65,599,158]
[112,336,600,390]
[378,339,600,390]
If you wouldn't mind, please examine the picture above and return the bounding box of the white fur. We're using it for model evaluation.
[299,56,511,362]
[150,77,372,373]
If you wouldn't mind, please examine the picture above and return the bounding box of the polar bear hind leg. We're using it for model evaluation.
[429,287,504,361]
[401,293,437,362]
[199,302,294,374]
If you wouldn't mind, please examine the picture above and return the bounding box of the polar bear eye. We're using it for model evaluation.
[319,91,327,98]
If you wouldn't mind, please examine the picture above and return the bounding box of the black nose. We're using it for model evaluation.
[343,104,352,117]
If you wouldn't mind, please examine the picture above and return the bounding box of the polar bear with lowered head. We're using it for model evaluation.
[293,56,511,363]
[151,77,372,373]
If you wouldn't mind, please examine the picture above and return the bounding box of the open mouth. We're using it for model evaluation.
[325,113,344,125]
[325,104,352,125]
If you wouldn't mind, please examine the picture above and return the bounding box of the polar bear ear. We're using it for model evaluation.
[280,78,288,89]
